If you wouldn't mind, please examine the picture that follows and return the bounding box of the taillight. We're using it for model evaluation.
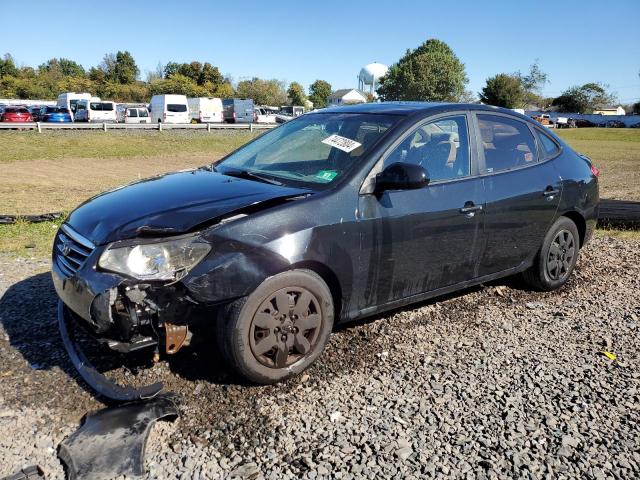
[590,164,600,178]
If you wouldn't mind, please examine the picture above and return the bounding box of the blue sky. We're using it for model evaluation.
[3,0,639,103]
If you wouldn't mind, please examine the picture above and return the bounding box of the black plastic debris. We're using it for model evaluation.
[0,466,45,480]
[58,301,164,402]
[58,395,178,480]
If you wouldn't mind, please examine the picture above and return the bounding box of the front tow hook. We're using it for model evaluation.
[58,300,164,402]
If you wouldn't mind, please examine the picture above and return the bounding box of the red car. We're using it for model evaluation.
[1,106,33,122]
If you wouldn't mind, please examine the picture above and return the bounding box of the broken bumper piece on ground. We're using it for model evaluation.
[58,394,178,480]
[58,300,164,402]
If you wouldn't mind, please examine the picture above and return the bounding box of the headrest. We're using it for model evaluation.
[479,125,494,143]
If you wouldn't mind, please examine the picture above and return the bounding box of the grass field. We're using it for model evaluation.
[0,128,638,258]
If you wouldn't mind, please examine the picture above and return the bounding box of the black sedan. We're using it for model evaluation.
[52,103,599,399]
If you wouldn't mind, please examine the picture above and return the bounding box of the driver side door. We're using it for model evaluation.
[356,112,486,313]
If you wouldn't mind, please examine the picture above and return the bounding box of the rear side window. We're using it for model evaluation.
[536,130,561,159]
[127,109,138,117]
[138,109,149,117]
[90,102,114,111]
[167,104,187,112]
[477,114,537,173]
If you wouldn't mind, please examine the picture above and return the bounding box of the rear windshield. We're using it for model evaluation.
[46,107,69,114]
[5,107,29,113]
[90,102,114,111]
[167,104,187,112]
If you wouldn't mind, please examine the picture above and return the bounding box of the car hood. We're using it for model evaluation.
[66,169,310,245]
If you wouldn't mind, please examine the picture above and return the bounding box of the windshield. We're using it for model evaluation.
[216,113,399,188]
[46,107,69,114]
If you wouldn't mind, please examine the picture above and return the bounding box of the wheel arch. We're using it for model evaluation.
[561,210,586,247]
[287,260,343,320]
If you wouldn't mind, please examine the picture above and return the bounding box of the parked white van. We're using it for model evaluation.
[150,95,190,124]
[74,100,117,123]
[187,97,223,123]
[117,106,151,124]
[57,92,94,120]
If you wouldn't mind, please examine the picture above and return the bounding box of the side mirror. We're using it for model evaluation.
[374,162,429,194]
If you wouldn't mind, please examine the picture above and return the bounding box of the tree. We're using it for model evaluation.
[39,58,85,77]
[377,39,468,102]
[99,51,139,84]
[308,80,332,109]
[0,54,19,77]
[552,83,616,113]
[479,73,525,108]
[287,82,307,106]
[236,78,288,106]
[515,60,548,108]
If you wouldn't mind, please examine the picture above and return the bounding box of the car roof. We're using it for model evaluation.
[318,101,533,120]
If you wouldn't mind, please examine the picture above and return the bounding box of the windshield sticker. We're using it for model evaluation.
[321,134,362,153]
[315,170,338,182]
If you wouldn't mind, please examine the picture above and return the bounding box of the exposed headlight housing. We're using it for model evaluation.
[98,235,211,281]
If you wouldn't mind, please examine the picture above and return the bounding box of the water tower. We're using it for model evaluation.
[358,62,389,96]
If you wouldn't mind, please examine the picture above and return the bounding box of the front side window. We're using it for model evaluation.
[384,115,471,182]
[167,104,187,112]
[216,113,399,189]
[127,108,138,117]
[478,114,537,173]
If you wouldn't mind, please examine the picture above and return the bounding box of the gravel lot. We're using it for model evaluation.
[0,235,639,479]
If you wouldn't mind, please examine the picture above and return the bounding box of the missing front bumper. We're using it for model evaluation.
[58,300,164,402]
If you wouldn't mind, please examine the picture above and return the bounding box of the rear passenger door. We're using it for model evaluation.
[473,113,562,276]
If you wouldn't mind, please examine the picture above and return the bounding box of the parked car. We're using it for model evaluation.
[28,105,44,121]
[630,121,640,128]
[604,119,626,128]
[280,105,305,117]
[222,98,255,123]
[74,100,117,123]
[120,106,150,124]
[254,106,277,124]
[53,103,599,398]
[39,106,73,123]
[571,118,597,128]
[150,95,190,124]
[0,106,33,122]
[188,97,224,123]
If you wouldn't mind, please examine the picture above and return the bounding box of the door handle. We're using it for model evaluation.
[459,202,483,216]
[543,187,560,197]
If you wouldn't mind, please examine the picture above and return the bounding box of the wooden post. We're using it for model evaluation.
[250,123,253,132]
[36,122,41,133]
[207,122,211,133]
[159,121,163,132]
[103,122,107,132]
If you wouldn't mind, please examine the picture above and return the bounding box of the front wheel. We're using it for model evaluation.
[522,216,580,291]
[217,269,334,384]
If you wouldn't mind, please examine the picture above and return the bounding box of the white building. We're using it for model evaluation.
[327,89,368,106]
[593,106,626,116]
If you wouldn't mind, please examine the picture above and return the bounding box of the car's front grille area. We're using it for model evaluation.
[54,224,95,278]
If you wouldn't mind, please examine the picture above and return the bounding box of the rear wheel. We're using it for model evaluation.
[522,216,580,291]
[217,269,334,384]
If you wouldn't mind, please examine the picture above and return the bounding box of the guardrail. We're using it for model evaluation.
[0,122,278,132]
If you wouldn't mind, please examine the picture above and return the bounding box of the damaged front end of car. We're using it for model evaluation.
[52,224,212,401]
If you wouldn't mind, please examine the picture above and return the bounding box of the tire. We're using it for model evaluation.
[217,269,334,384]
[522,216,580,291]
